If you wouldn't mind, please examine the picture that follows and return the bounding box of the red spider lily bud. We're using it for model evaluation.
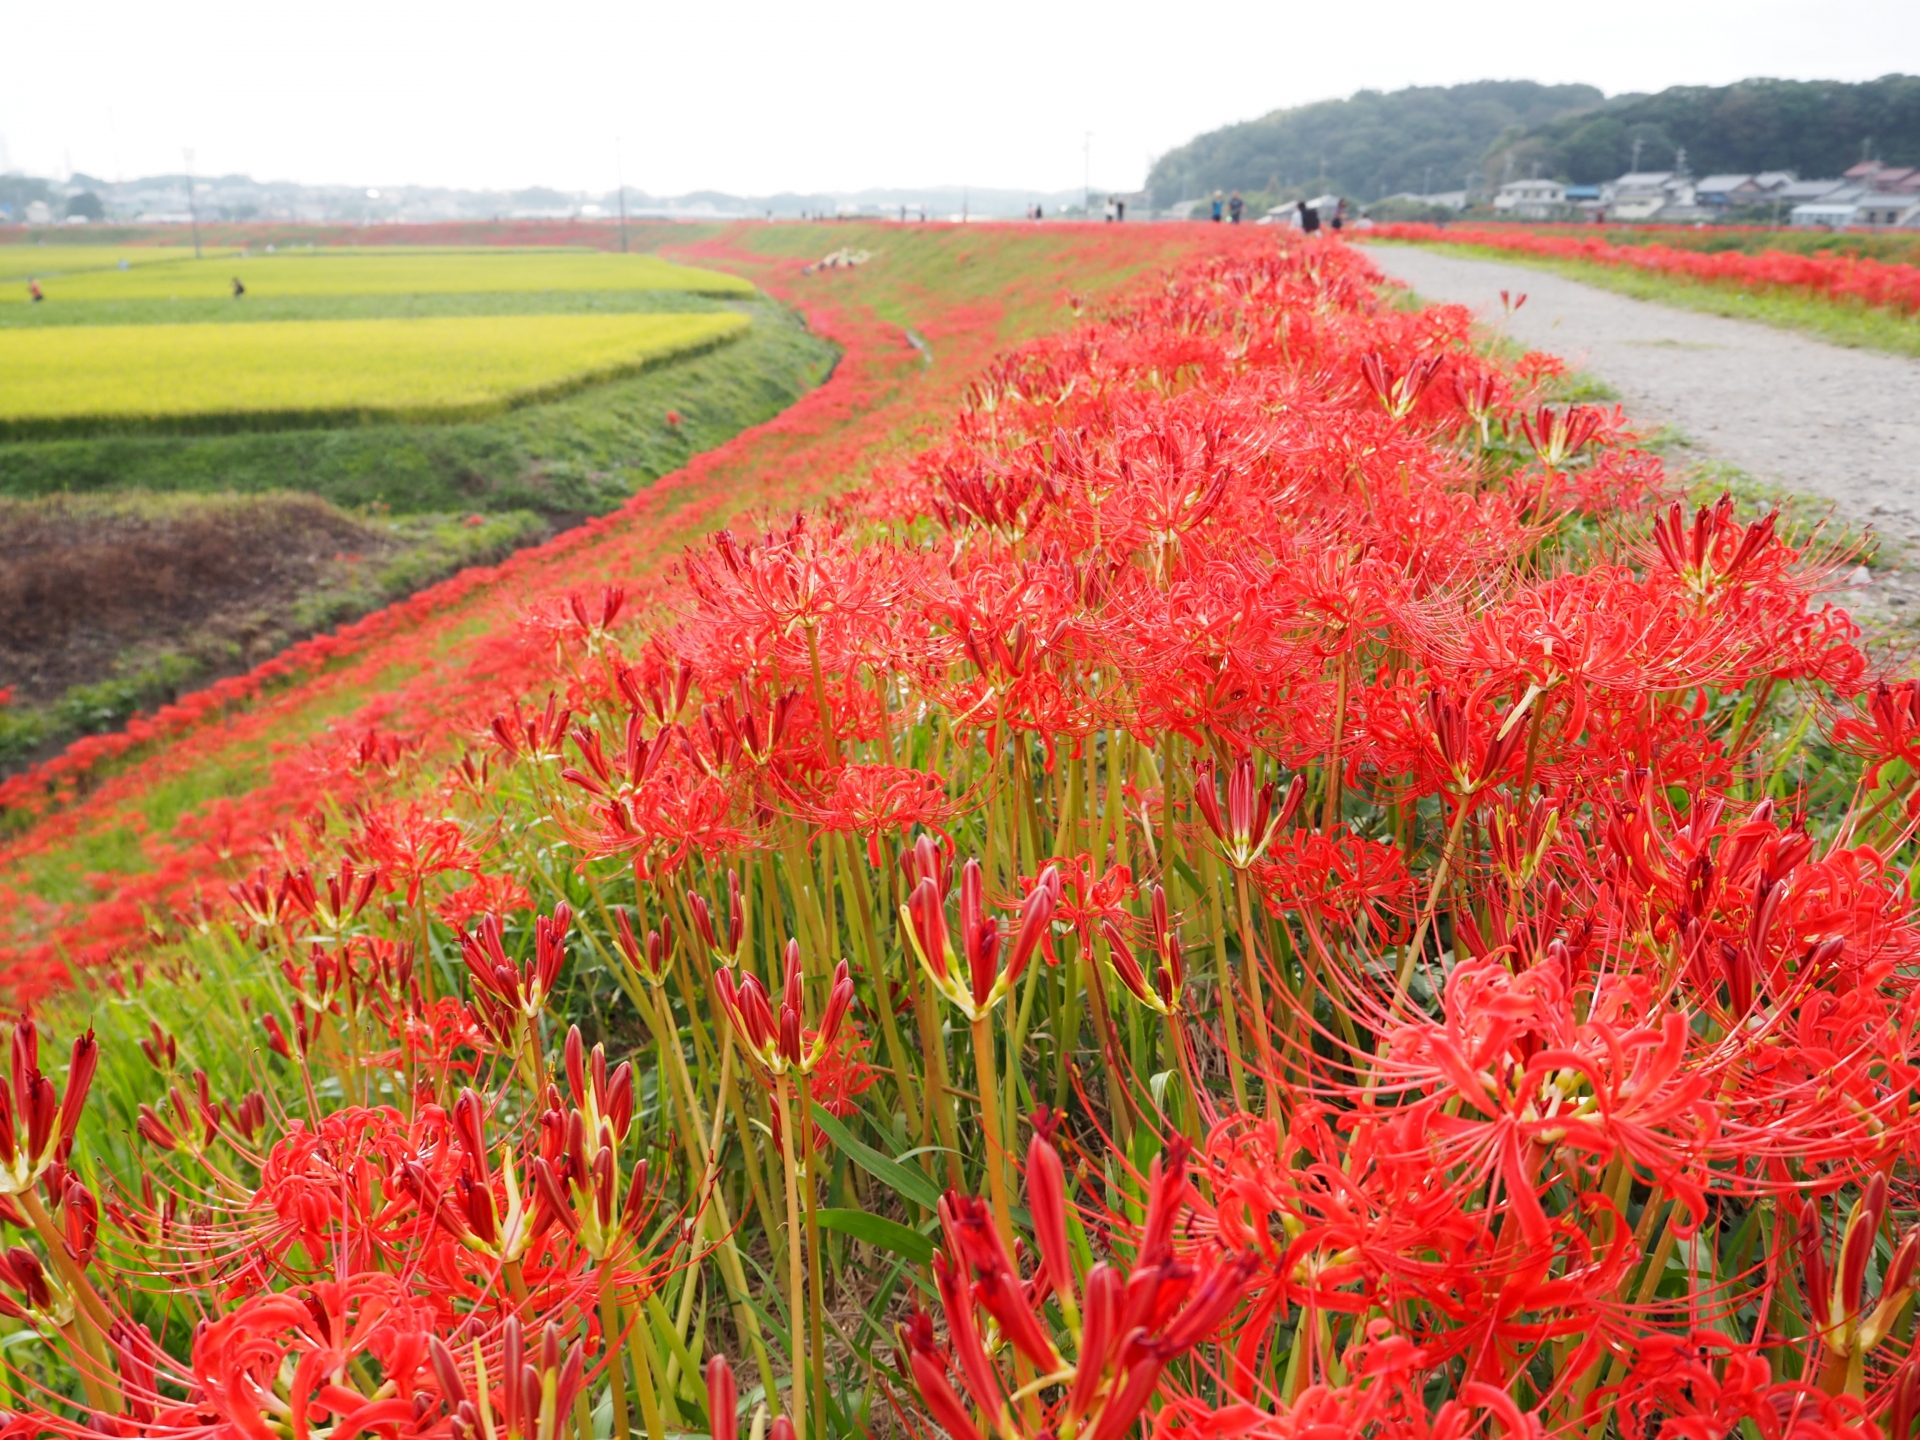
[727,871,745,954]
[715,968,778,1057]
[564,1026,585,1108]
[1720,940,1755,1016]
[605,1063,634,1142]
[778,1007,804,1068]
[261,1013,293,1060]
[1155,1250,1258,1351]
[135,1106,177,1152]
[1837,1175,1889,1321]
[903,875,952,982]
[687,892,718,953]
[707,1356,737,1440]
[138,1022,176,1073]
[1085,1353,1167,1440]
[1864,1229,1920,1350]
[816,961,856,1058]
[535,905,570,994]
[1067,1263,1120,1421]
[620,1159,650,1234]
[782,938,804,1015]
[1101,919,1158,1010]
[971,1256,1061,1371]
[57,1032,96,1151]
[960,860,1000,1006]
[532,1158,577,1236]
[1026,1131,1076,1312]
[451,1089,492,1185]
[769,1419,796,1440]
[1798,1199,1830,1322]
[904,1318,983,1440]
[1149,886,1185,1005]
[1005,866,1060,987]
[1,1248,50,1311]
[932,1250,1004,1415]
[430,1336,470,1409]
[62,1183,97,1266]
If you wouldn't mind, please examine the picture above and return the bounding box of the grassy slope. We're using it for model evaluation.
[0,221,1252,982]
[1367,238,1920,358]
[0,297,833,513]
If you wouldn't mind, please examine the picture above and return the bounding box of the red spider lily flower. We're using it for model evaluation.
[902,860,1059,1021]
[1102,885,1186,1014]
[1516,404,1606,469]
[1358,351,1443,422]
[458,906,570,1046]
[0,1022,96,1199]
[714,941,855,1076]
[613,907,675,986]
[1649,492,1784,600]
[687,870,746,963]
[1193,757,1303,871]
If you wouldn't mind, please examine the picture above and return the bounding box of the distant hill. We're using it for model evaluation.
[1487,75,1920,184]
[1145,81,1604,207]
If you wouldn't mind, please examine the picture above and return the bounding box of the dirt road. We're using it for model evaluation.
[1360,243,1920,593]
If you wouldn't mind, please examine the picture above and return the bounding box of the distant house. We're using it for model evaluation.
[1694,174,1756,208]
[1492,178,1567,220]
[1601,172,1696,221]
[1855,193,1920,229]
[1845,162,1920,193]
[1790,187,1865,228]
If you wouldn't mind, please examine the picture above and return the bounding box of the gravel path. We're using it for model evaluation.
[1360,243,1920,605]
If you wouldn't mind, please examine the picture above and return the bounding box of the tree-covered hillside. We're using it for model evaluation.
[1145,81,1604,207]
[1488,75,1920,184]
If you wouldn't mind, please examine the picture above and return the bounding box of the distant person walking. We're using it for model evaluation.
[1229,191,1244,224]
[1332,198,1347,232]
[27,280,43,303]
[1210,191,1224,222]
[1298,200,1320,234]
[231,276,246,298]
[1116,197,1126,222]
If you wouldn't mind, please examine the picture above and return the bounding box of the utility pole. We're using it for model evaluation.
[1630,136,1644,174]
[183,147,201,259]
[616,136,629,253]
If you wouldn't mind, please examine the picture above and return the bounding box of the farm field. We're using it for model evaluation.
[1,246,753,303]
[4,219,1912,1440]
[0,241,829,767]
[0,243,198,279]
[0,309,750,434]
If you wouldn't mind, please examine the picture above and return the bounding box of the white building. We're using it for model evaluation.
[1492,179,1567,220]
[1601,172,1696,221]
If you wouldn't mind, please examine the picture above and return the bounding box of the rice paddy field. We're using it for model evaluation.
[0,310,749,434]
[2,246,753,303]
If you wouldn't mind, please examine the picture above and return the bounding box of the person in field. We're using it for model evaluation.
[28,280,43,302]
[1298,199,1320,233]
[232,277,246,298]
[1229,191,1244,223]
[1211,191,1224,222]
[1332,198,1347,231]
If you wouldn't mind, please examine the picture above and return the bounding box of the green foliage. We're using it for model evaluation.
[1490,74,1920,184]
[1147,81,1605,206]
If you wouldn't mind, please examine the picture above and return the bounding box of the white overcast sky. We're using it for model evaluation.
[4,0,1917,196]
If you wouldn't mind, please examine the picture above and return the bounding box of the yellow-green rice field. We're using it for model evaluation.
[2,248,753,302]
[0,310,750,434]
